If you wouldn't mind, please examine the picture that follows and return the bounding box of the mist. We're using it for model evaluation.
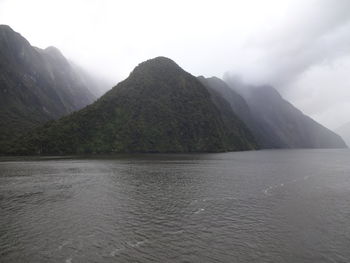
[1,0,350,129]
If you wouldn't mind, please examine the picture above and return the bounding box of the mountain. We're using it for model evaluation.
[69,61,114,98]
[198,77,257,131]
[7,57,258,154]
[336,123,350,147]
[0,25,103,151]
[239,85,346,148]
[203,75,346,149]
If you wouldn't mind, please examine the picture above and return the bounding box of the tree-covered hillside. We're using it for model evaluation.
[8,57,258,154]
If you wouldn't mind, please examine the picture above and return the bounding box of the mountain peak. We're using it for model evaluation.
[0,24,14,33]
[43,46,67,63]
[0,24,21,41]
[0,25,98,153]
[141,56,178,66]
[0,24,26,42]
[44,46,62,55]
[10,57,257,154]
[0,24,33,54]
[130,56,182,77]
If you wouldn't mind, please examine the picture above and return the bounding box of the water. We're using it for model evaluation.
[1,149,350,263]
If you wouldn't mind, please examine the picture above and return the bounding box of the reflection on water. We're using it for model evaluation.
[1,149,350,262]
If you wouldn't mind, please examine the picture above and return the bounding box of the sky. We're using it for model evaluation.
[0,0,350,129]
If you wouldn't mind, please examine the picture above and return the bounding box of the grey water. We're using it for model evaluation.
[1,149,350,263]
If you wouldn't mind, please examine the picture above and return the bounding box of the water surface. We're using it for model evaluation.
[1,149,350,262]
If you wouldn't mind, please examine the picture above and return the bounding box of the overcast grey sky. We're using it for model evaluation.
[1,0,350,129]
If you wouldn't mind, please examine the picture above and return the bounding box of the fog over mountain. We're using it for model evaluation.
[1,0,350,129]
[0,25,107,151]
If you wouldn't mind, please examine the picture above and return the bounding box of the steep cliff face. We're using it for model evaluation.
[204,76,346,149]
[198,76,257,133]
[8,57,258,154]
[242,85,346,148]
[0,25,100,150]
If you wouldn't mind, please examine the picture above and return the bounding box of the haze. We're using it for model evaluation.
[0,0,349,129]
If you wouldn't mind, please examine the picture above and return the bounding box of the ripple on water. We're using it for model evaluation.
[1,150,350,262]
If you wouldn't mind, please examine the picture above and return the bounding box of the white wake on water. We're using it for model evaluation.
[263,174,314,195]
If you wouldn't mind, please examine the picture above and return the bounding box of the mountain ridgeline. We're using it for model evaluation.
[9,57,258,154]
[0,25,104,151]
[201,76,346,149]
[0,25,346,154]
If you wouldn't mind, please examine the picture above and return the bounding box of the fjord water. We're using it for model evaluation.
[1,150,350,263]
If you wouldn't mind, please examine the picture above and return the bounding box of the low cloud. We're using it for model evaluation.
[224,0,350,128]
[229,0,350,86]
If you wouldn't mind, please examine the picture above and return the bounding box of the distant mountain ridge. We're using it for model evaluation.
[0,25,346,154]
[0,25,104,151]
[336,122,350,147]
[205,75,346,149]
[7,57,258,154]
[198,76,257,135]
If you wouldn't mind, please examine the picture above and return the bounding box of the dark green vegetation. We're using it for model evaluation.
[8,57,258,154]
[0,25,101,152]
[203,76,347,149]
[1,25,345,154]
